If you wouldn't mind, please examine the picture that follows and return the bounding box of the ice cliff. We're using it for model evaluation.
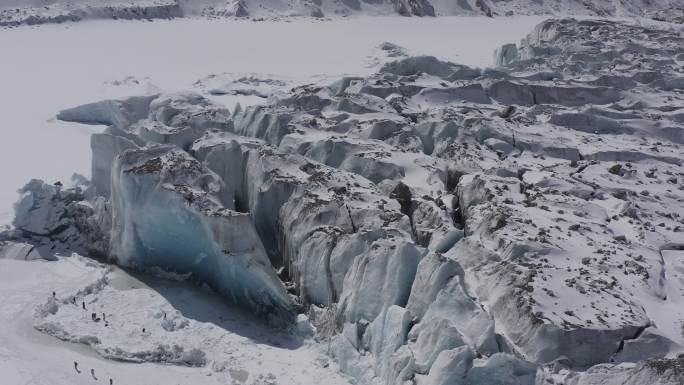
[3,17,684,385]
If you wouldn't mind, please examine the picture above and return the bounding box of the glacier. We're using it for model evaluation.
[3,16,684,385]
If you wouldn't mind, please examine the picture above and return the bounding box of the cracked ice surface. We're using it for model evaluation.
[0,15,546,227]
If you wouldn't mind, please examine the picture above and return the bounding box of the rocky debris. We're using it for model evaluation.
[5,17,684,385]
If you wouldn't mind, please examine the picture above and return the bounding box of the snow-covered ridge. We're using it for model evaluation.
[1,0,683,26]
[2,17,684,385]
[0,1,183,27]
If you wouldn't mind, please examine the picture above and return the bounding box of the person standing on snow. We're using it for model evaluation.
[73,361,80,373]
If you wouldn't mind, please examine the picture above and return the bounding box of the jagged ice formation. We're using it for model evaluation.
[3,17,684,385]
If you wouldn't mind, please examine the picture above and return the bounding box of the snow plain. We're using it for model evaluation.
[0,15,546,226]
[0,255,353,385]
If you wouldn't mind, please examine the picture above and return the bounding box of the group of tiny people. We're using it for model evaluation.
[73,361,113,385]
[64,291,111,327]
[51,290,152,384]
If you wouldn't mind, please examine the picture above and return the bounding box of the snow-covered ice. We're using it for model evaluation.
[0,15,546,226]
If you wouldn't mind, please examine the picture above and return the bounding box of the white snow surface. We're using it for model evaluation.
[0,15,545,226]
[1,255,351,385]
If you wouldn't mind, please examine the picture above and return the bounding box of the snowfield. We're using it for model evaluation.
[2,12,684,385]
[1,256,351,385]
